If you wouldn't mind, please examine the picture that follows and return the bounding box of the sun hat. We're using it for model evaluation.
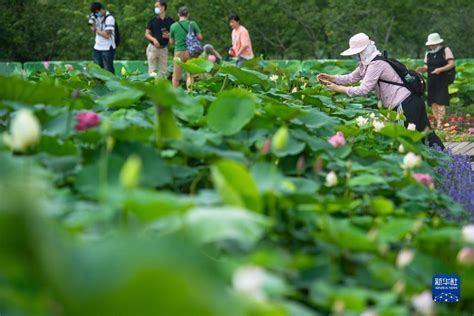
[425,33,444,46]
[340,33,374,56]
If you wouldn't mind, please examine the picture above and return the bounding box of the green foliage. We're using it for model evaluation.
[0,57,473,316]
[0,0,473,62]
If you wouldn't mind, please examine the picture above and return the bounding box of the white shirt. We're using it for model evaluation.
[94,11,115,51]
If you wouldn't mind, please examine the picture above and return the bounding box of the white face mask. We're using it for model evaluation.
[359,43,381,65]
[428,46,442,54]
[155,7,161,15]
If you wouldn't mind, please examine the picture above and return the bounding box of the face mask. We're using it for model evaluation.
[428,46,442,54]
[95,12,102,18]
[352,54,360,61]
[155,8,161,15]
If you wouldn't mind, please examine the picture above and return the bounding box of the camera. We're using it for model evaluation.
[88,13,96,25]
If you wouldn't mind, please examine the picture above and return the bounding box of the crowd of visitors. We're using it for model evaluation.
[88,1,454,148]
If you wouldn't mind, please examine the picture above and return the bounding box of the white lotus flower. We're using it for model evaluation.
[5,110,41,153]
[356,116,369,127]
[325,171,338,187]
[412,291,434,316]
[369,112,376,119]
[462,225,474,243]
[373,120,385,132]
[269,75,279,82]
[396,249,415,268]
[398,144,405,153]
[401,152,422,170]
[232,265,266,301]
[407,123,417,131]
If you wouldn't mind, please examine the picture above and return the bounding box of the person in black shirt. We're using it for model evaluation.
[416,33,455,129]
[145,1,174,77]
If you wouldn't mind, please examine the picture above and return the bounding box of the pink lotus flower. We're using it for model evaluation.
[208,55,217,63]
[412,291,434,316]
[65,64,74,71]
[42,61,50,70]
[413,173,434,187]
[457,247,474,266]
[328,131,346,148]
[75,112,101,131]
[468,128,474,135]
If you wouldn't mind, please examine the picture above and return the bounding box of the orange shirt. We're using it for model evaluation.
[231,25,254,59]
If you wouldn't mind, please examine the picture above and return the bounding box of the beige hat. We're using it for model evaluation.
[340,33,375,56]
[425,33,444,46]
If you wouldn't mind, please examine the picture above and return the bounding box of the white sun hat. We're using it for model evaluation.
[425,33,444,46]
[340,33,374,56]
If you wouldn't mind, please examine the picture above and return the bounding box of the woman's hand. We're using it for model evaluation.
[415,66,427,74]
[317,73,335,84]
[431,68,443,75]
[326,82,348,94]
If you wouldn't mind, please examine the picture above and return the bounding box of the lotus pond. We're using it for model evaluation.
[0,58,473,316]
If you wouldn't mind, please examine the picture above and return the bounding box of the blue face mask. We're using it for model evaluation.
[155,8,161,15]
[95,12,102,18]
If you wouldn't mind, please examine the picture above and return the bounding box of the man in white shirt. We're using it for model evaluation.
[89,2,116,74]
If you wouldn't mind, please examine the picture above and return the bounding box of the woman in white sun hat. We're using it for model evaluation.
[317,33,444,149]
[416,33,455,129]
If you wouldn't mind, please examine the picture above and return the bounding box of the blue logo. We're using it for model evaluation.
[432,274,460,303]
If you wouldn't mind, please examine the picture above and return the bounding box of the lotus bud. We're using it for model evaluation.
[232,265,266,301]
[7,110,41,153]
[272,126,289,150]
[412,291,434,316]
[356,116,369,127]
[401,152,422,170]
[260,138,271,155]
[462,225,474,243]
[119,155,142,190]
[457,247,474,266]
[373,120,385,132]
[396,249,415,268]
[325,171,338,187]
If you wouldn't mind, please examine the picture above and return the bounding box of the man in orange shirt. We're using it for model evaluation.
[228,15,254,67]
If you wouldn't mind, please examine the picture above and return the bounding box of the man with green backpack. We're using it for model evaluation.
[169,6,203,88]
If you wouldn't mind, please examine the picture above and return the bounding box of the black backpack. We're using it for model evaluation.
[103,14,121,47]
[373,52,426,97]
[442,47,456,84]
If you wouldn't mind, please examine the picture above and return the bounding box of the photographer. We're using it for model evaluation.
[88,2,116,74]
